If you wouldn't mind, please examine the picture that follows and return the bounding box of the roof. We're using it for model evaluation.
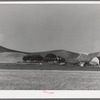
[67,52,100,63]
[65,51,100,64]
[76,52,100,62]
[66,58,78,64]
[77,54,88,62]
[86,52,99,61]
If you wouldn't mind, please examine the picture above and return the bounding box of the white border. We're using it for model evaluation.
[0,1,99,4]
[0,90,100,98]
[0,2,100,98]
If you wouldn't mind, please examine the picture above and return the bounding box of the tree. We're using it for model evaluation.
[23,55,31,62]
[44,53,57,62]
[34,55,43,62]
[56,56,66,63]
[30,55,35,62]
[23,56,27,62]
[84,61,90,66]
[23,54,43,63]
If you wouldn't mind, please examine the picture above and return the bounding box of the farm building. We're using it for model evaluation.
[65,52,100,67]
[86,52,100,66]
[78,62,85,67]
[76,54,88,66]
[89,57,99,66]
[65,59,79,66]
[73,53,100,66]
[89,61,98,66]
[78,52,100,66]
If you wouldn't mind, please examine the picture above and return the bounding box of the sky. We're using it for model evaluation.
[0,4,100,53]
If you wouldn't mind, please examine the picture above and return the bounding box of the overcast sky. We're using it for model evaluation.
[0,4,100,53]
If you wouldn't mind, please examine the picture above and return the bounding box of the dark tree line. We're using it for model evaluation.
[44,54,57,62]
[56,56,66,63]
[23,53,66,63]
[23,54,43,62]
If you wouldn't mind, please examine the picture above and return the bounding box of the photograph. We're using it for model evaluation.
[0,3,100,90]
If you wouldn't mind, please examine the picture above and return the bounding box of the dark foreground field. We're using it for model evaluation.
[0,63,100,71]
[0,64,100,90]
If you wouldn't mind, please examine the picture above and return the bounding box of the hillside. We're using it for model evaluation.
[0,46,27,63]
[0,46,80,63]
[0,52,26,63]
[1,46,100,64]
[0,46,30,54]
[2,46,100,63]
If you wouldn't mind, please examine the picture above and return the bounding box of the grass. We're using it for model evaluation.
[0,64,100,90]
[0,63,100,71]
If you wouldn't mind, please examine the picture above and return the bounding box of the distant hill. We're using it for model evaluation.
[43,50,80,60]
[0,46,28,63]
[0,46,99,63]
[0,46,30,54]
[0,46,81,63]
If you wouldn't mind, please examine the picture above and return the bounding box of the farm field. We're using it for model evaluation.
[0,64,100,89]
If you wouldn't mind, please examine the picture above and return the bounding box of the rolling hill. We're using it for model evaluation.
[0,46,81,63]
[0,46,28,63]
[0,46,30,53]
[0,46,100,63]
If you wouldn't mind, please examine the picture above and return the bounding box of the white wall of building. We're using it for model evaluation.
[91,57,99,65]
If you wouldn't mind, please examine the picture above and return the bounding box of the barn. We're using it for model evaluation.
[76,52,100,66]
[65,52,100,67]
[89,57,99,66]
[84,52,100,66]
[76,54,88,66]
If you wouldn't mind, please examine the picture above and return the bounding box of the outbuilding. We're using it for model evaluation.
[78,62,85,67]
[89,57,99,65]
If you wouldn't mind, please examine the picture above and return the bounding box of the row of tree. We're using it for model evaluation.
[23,53,66,63]
[23,55,43,62]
